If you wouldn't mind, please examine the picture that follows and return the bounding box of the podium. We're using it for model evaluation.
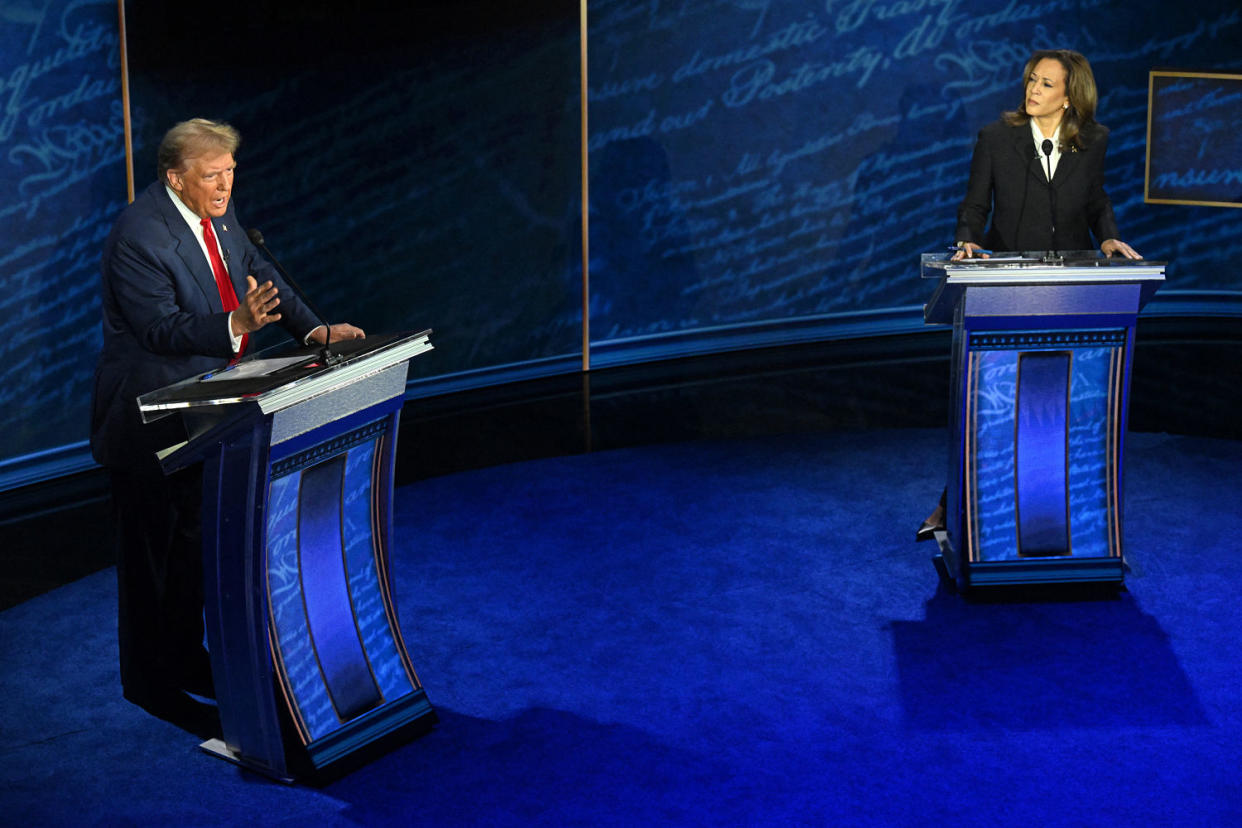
[922,254,1165,590]
[138,330,437,781]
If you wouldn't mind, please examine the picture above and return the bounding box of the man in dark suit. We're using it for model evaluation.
[91,118,363,724]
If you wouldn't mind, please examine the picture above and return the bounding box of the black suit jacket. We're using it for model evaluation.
[955,119,1121,252]
[90,182,321,473]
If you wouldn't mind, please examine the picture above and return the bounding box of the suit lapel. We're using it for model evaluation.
[1051,145,1079,189]
[212,217,249,302]
[1010,124,1044,183]
[155,185,225,313]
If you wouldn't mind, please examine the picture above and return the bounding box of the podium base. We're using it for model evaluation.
[199,692,437,784]
[933,536,1125,592]
[199,738,295,784]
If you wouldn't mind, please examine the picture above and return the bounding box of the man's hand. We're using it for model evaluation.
[231,275,281,336]
[308,323,366,345]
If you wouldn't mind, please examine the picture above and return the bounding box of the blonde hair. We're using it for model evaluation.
[157,118,240,179]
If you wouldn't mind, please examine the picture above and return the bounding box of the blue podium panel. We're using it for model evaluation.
[267,416,423,752]
[1016,351,1071,556]
[921,257,1163,590]
[142,332,436,780]
[963,332,1124,566]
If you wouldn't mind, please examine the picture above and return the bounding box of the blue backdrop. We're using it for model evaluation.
[1,0,1240,486]
[585,0,1242,357]
[0,0,127,484]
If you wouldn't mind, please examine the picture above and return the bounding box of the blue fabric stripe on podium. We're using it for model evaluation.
[1015,352,1071,556]
[268,472,332,739]
[1066,347,1115,558]
[342,440,414,700]
[973,350,1019,561]
[299,455,383,721]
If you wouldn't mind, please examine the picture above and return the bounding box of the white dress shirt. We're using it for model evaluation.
[164,185,244,353]
[1030,119,1063,181]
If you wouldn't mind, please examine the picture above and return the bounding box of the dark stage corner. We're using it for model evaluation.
[3,315,1238,612]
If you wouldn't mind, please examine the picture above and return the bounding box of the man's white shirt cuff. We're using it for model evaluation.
[227,312,243,353]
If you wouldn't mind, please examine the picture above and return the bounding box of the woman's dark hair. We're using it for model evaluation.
[1003,49,1099,151]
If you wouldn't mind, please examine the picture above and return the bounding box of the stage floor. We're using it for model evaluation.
[2,427,1240,824]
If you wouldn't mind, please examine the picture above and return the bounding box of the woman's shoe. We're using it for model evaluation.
[916,503,945,542]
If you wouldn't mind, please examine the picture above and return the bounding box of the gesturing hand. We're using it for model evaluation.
[231,275,282,336]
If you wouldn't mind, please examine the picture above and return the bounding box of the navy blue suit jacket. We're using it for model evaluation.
[91,181,320,472]
[955,119,1121,252]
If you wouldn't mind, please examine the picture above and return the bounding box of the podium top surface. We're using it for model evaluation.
[138,329,433,422]
[920,253,1167,325]
[920,251,1167,283]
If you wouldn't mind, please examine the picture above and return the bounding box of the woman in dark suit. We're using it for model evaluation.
[919,49,1140,541]
[951,48,1140,261]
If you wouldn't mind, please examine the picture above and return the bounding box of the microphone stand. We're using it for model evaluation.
[1040,139,1062,263]
[246,228,343,366]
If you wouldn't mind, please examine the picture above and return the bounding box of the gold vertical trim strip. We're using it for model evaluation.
[579,0,590,372]
[965,349,978,563]
[1144,71,1154,205]
[268,597,313,745]
[371,431,422,689]
[1065,351,1075,557]
[117,0,134,202]
[1108,346,1124,558]
[266,475,313,745]
[1107,347,1117,556]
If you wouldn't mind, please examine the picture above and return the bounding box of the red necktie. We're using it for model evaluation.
[200,218,248,357]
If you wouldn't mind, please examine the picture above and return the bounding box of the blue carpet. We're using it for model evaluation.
[2,429,1240,826]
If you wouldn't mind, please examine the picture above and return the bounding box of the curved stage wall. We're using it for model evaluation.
[2,0,1241,488]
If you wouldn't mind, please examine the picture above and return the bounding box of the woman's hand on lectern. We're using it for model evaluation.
[1101,239,1141,259]
[951,242,990,261]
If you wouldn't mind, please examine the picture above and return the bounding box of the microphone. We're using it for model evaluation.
[1040,139,1060,261]
[246,228,341,365]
